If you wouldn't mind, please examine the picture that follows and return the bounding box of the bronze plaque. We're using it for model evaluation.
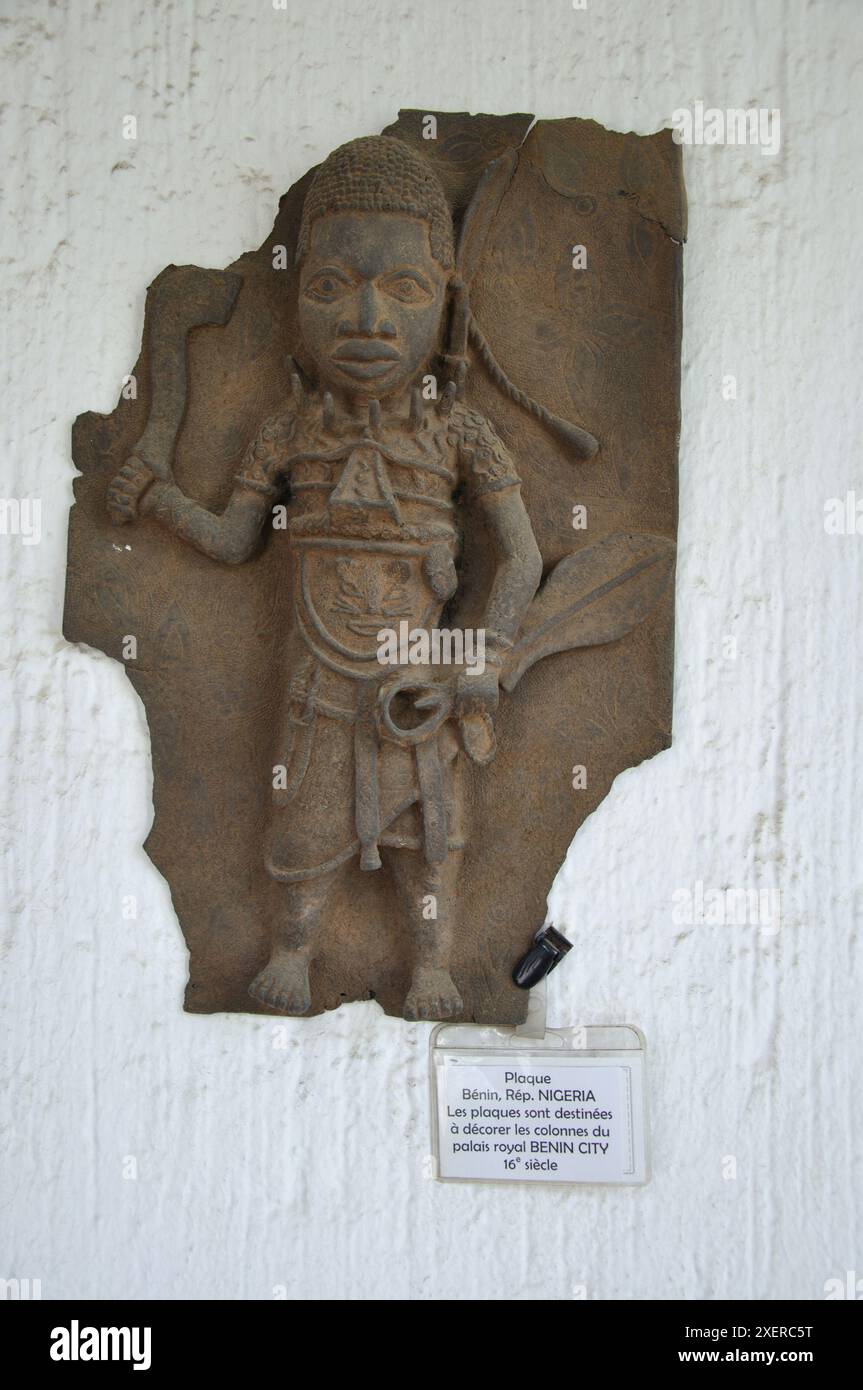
[64,110,685,1023]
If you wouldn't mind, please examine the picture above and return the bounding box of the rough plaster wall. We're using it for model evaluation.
[1,0,860,1301]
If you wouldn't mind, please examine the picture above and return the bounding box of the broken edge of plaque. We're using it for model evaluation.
[63,109,686,1025]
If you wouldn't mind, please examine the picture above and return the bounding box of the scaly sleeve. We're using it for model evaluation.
[449,403,522,501]
[234,410,297,496]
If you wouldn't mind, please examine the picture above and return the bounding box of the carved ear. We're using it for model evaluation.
[500,532,676,692]
[456,148,519,285]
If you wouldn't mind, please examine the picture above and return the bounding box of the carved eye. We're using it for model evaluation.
[304,271,350,303]
[382,274,433,305]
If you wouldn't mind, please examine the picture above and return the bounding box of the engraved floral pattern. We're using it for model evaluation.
[332,558,415,635]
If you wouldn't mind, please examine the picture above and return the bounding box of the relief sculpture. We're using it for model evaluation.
[64,112,685,1024]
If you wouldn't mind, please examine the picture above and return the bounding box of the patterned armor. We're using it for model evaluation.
[234,392,522,879]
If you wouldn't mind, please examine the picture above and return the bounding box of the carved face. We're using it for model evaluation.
[298,212,450,399]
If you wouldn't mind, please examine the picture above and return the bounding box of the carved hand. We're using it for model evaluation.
[106,457,157,525]
[454,666,499,718]
[454,665,500,765]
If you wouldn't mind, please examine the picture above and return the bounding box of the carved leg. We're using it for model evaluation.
[385,848,464,1021]
[248,867,341,1015]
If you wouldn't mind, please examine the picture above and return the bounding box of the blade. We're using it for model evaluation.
[501,532,676,691]
[132,265,243,478]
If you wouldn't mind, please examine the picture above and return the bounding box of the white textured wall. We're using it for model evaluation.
[2,0,861,1301]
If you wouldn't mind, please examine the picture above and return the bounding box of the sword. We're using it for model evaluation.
[109,265,242,520]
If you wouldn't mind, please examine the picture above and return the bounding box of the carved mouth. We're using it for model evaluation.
[333,341,400,361]
[332,341,401,379]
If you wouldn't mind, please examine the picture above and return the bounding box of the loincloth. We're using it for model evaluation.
[265,659,465,882]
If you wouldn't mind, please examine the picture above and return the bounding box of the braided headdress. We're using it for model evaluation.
[296,135,454,269]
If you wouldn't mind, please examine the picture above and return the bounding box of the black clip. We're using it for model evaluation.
[512,926,573,990]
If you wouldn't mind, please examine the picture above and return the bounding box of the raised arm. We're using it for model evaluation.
[106,411,293,566]
[144,472,273,564]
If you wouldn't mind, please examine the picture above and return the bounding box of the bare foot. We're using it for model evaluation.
[404,966,463,1022]
[248,950,311,1014]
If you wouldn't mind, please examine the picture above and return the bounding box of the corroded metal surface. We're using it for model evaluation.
[64,111,684,1023]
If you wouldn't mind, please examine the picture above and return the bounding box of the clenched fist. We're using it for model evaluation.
[454,665,500,765]
[106,456,157,525]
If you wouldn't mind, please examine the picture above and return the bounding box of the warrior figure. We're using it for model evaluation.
[107,136,545,1020]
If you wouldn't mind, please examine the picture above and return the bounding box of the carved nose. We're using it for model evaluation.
[351,282,396,337]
